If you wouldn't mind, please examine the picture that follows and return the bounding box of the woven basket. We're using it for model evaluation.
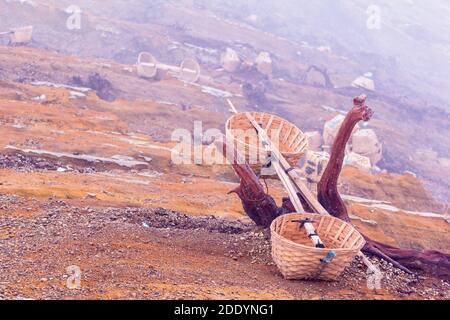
[226,112,308,166]
[270,213,365,281]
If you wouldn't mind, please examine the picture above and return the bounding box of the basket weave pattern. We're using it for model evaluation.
[226,112,308,166]
[270,213,366,281]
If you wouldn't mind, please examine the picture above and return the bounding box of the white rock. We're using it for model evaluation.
[305,131,322,151]
[255,52,272,76]
[247,14,258,23]
[349,214,378,226]
[352,129,382,166]
[317,46,332,53]
[32,94,46,102]
[352,76,375,91]
[344,152,372,171]
[221,48,241,72]
[9,26,33,44]
[69,91,86,99]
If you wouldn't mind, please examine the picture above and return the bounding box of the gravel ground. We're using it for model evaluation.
[0,153,97,173]
[1,193,449,300]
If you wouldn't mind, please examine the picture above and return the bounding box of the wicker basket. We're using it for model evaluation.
[270,213,365,281]
[226,112,308,166]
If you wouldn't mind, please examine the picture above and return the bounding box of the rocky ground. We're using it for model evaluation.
[0,69,449,299]
[0,193,449,300]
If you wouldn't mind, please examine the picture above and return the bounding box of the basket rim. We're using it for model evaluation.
[225,112,308,154]
[226,111,298,131]
[270,213,366,253]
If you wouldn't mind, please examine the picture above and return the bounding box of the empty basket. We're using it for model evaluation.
[226,112,308,166]
[270,213,365,281]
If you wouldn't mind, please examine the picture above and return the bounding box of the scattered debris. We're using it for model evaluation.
[344,152,372,171]
[352,74,375,91]
[32,94,46,102]
[30,81,91,93]
[349,214,378,226]
[317,46,332,54]
[71,73,116,102]
[0,26,33,45]
[4,146,149,169]
[404,170,417,178]
[199,85,234,98]
[352,129,383,166]
[255,52,273,76]
[69,91,86,99]
[221,48,240,73]
[95,63,112,69]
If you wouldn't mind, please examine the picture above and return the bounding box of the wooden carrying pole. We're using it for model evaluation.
[227,99,325,248]
[227,99,327,214]
[226,99,380,273]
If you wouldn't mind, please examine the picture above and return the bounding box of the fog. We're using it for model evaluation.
[30,0,449,111]
[196,0,450,109]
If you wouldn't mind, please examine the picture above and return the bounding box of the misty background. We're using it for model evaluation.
[23,0,450,110]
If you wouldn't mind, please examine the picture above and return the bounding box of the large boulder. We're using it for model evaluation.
[323,114,359,147]
[352,129,382,166]
[221,48,241,73]
[352,75,375,91]
[255,52,273,76]
[10,26,33,44]
[344,152,372,171]
[300,151,330,192]
[305,131,322,151]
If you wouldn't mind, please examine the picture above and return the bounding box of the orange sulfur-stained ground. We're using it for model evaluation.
[0,50,449,300]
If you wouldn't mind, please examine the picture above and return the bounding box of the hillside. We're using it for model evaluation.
[1,0,449,202]
[0,0,449,300]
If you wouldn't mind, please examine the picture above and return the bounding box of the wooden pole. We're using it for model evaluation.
[227,99,325,248]
[226,99,379,272]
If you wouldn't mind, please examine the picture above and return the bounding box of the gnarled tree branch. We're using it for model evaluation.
[316,95,450,277]
[227,95,450,278]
